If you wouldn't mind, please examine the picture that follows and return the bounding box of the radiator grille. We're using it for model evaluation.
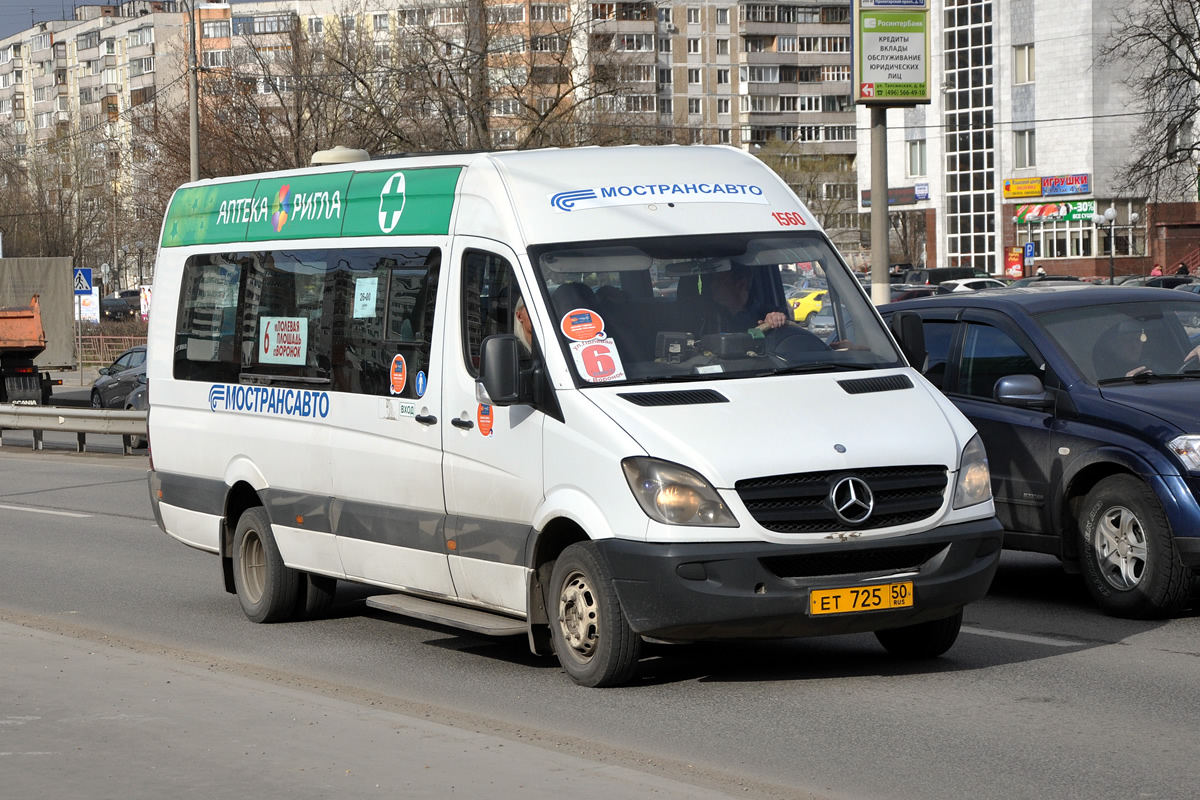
[736,465,947,533]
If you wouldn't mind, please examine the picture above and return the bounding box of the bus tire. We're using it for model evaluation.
[549,542,641,687]
[874,609,962,658]
[232,506,301,623]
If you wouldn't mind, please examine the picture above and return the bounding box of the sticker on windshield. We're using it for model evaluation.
[570,338,626,383]
[390,354,407,395]
[560,308,605,342]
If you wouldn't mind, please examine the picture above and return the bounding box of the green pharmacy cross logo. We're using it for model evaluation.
[378,173,407,233]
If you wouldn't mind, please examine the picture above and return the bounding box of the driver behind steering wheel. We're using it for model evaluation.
[708,265,789,335]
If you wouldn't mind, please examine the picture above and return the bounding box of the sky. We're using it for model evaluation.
[0,0,75,41]
[0,0,253,42]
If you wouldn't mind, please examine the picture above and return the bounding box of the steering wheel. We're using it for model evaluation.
[765,324,831,359]
[1181,351,1200,373]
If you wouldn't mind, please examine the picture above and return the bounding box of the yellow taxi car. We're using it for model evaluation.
[787,289,827,325]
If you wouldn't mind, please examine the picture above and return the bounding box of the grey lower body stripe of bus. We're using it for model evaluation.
[155,470,529,566]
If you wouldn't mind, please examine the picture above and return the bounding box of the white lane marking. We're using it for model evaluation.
[961,626,1080,648]
[0,503,92,519]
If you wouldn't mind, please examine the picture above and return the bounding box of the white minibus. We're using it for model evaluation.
[147,145,1002,686]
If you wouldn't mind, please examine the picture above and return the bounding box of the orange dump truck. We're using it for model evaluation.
[0,295,57,403]
[0,258,74,404]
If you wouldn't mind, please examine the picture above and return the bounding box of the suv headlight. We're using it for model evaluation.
[622,457,739,527]
[1168,435,1200,471]
[953,434,992,509]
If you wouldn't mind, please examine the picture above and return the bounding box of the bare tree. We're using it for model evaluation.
[1099,0,1200,200]
[320,0,658,151]
[889,210,927,269]
[756,140,863,251]
[0,121,111,265]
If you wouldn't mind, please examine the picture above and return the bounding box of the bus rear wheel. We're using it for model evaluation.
[232,507,301,623]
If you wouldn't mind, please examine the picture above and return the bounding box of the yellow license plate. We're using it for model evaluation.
[809,581,914,615]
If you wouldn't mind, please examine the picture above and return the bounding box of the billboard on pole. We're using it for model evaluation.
[853,0,930,105]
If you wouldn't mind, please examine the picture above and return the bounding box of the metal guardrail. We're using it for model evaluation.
[0,404,147,455]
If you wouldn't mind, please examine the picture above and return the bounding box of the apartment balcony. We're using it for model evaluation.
[589,17,657,34]
[741,51,807,66]
[740,19,792,36]
[32,73,56,90]
[741,51,836,68]
[79,72,101,88]
[130,73,156,91]
[0,58,21,74]
[821,141,857,157]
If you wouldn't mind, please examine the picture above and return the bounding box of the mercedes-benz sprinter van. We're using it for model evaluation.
[146,145,1002,686]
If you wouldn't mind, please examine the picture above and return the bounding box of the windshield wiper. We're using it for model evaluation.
[763,361,875,377]
[1098,372,1200,385]
[628,372,734,385]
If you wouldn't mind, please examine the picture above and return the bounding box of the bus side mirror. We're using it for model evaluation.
[889,311,927,371]
[478,334,522,406]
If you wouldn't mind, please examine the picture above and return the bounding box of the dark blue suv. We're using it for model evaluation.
[883,284,1200,618]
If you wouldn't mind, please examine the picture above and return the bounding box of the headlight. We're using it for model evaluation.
[953,434,992,509]
[621,457,739,527]
[1168,435,1200,471]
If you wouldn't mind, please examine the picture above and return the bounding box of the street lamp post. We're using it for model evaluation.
[1091,206,1140,284]
[135,240,145,286]
[1091,206,1118,284]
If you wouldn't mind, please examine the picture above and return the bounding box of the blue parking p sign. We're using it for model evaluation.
[74,268,93,295]
[1023,243,1035,268]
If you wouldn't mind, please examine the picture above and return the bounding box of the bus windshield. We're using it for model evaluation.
[529,232,902,386]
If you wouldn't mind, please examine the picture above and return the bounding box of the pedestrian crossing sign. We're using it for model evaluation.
[74,268,93,295]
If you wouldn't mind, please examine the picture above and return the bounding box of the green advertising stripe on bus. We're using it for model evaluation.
[245,172,355,242]
[341,167,462,238]
[160,166,462,248]
[161,179,265,248]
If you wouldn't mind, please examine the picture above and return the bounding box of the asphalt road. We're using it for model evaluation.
[1,451,1198,800]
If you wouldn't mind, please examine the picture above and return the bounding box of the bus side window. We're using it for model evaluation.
[174,255,244,383]
[462,250,523,375]
[333,248,441,397]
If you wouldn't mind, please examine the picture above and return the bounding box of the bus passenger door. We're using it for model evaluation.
[440,242,545,614]
[326,246,455,597]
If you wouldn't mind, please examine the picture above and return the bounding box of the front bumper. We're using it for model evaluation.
[597,518,1003,641]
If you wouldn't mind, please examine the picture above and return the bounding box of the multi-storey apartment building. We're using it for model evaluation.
[0,2,185,284]
[0,0,863,267]
[856,0,1198,277]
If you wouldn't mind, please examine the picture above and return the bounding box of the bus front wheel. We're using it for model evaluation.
[549,542,641,687]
